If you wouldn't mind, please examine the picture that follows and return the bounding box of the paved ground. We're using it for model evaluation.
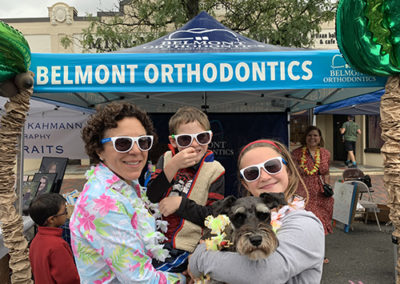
[322,222,395,284]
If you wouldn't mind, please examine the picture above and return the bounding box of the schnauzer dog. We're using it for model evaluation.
[209,192,287,260]
[197,193,287,283]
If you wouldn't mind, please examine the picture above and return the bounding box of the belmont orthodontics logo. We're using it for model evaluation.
[141,27,267,51]
[323,54,377,84]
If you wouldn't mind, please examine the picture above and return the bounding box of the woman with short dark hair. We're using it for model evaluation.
[70,102,185,283]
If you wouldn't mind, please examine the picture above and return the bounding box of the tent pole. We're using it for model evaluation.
[312,111,316,126]
[202,92,209,113]
[287,112,291,147]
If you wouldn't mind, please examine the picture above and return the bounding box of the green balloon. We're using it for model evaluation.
[0,21,31,82]
[336,0,400,76]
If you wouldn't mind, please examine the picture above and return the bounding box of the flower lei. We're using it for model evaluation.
[300,146,320,175]
[129,191,170,262]
[270,195,305,232]
[85,166,170,262]
[203,196,305,249]
[203,215,233,251]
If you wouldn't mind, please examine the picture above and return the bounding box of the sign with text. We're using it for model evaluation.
[24,114,88,158]
[30,50,387,94]
[333,181,358,225]
[0,98,89,159]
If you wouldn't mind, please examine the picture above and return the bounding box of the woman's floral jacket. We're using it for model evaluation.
[70,163,185,283]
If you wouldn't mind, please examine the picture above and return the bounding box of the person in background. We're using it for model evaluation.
[147,106,225,272]
[291,126,333,264]
[188,139,324,283]
[69,102,185,283]
[340,115,361,168]
[28,193,80,284]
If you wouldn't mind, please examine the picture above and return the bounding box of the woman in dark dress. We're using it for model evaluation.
[291,126,333,263]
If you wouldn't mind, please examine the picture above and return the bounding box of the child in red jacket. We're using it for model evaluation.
[28,193,80,284]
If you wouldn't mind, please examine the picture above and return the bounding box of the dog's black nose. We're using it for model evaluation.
[249,235,262,246]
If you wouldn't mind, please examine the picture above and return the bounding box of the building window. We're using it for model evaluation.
[365,115,384,153]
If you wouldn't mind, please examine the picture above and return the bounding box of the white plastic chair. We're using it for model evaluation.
[343,180,381,231]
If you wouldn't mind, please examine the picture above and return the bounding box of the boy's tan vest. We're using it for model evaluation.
[163,150,224,252]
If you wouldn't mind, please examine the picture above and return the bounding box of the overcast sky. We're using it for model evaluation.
[0,0,119,18]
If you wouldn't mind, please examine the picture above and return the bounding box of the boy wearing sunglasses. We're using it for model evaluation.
[28,193,80,283]
[147,106,225,272]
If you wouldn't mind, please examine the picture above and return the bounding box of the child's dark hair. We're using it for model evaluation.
[28,193,66,226]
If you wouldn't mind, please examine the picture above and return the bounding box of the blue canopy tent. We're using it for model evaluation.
[30,12,386,114]
[314,89,384,115]
[26,12,387,195]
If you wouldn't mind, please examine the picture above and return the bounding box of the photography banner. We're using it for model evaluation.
[30,50,386,94]
[24,111,88,159]
[0,98,89,159]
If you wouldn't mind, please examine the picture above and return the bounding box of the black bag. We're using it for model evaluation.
[322,183,334,197]
[361,175,372,188]
[319,175,334,197]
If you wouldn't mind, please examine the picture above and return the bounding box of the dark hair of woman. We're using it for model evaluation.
[82,102,158,164]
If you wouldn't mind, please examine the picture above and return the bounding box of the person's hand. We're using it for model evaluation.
[183,269,195,284]
[159,196,182,217]
[186,254,197,283]
[163,147,199,182]
[171,147,199,169]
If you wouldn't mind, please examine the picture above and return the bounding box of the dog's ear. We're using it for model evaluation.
[211,195,237,216]
[259,192,287,209]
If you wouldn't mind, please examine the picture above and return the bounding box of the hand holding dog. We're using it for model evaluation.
[186,254,196,284]
[159,196,182,217]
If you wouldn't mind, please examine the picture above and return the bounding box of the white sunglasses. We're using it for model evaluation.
[101,135,153,152]
[171,130,212,148]
[240,157,287,182]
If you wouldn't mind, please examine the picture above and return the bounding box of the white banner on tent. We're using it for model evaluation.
[24,115,88,159]
[0,98,89,159]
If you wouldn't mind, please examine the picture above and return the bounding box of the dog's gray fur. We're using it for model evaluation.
[201,192,287,283]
